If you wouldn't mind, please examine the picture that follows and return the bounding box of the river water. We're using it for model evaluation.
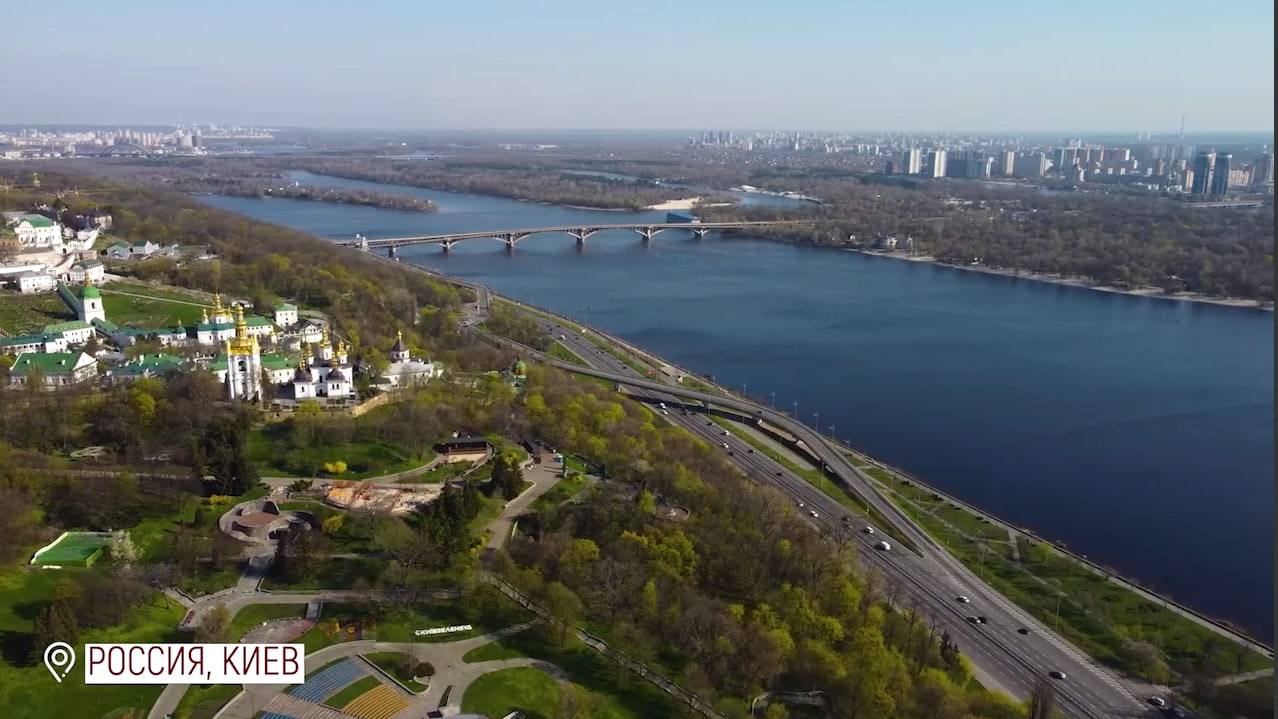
[202,171,1275,639]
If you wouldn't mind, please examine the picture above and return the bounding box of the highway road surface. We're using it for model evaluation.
[509,317,1159,719]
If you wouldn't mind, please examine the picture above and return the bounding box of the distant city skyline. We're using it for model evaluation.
[2,0,1272,132]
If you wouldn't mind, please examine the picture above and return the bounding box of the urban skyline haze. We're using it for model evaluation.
[2,0,1273,132]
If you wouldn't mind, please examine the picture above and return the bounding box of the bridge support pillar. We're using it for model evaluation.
[387,245,397,259]
[638,227,656,243]
[570,229,588,246]
[440,240,455,253]
[693,228,709,240]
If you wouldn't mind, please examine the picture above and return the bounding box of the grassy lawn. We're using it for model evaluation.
[99,282,208,327]
[365,651,428,692]
[463,639,528,663]
[0,563,185,719]
[463,632,675,719]
[229,604,307,640]
[547,341,586,365]
[322,675,380,709]
[0,290,75,333]
[871,466,1273,683]
[462,667,561,719]
[246,425,429,479]
[171,684,239,719]
[531,473,590,510]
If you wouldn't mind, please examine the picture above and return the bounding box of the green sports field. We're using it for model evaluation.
[31,532,112,567]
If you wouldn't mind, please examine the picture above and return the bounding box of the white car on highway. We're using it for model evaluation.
[875,541,891,551]
[862,526,875,535]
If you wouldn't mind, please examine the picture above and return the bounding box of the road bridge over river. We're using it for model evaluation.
[336,220,810,254]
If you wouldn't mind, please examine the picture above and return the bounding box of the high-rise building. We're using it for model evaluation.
[1191,152,1215,195]
[1253,153,1275,190]
[1209,153,1232,196]
[1228,167,1252,188]
[999,150,1016,176]
[946,153,992,179]
[901,148,922,175]
[1014,152,1049,178]
[929,150,947,178]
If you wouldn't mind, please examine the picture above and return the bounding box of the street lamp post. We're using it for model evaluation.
[770,390,776,408]
[792,400,799,419]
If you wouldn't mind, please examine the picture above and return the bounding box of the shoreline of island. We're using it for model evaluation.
[847,248,1275,311]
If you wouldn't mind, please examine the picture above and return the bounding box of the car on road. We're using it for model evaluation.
[874,541,891,551]
[1047,670,1066,680]
[775,470,783,476]
[747,448,754,453]
[966,616,979,624]
[797,501,805,508]
[658,402,666,409]
[809,510,819,519]
[722,442,730,449]
[721,430,730,436]
[862,526,875,534]
[661,410,669,415]
[955,596,970,603]
[1149,697,1167,709]
[1016,628,1030,635]
[976,616,987,624]
[559,334,566,340]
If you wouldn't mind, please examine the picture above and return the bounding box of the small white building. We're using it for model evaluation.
[273,303,299,328]
[377,332,444,389]
[9,214,61,248]
[67,260,105,284]
[42,320,95,346]
[0,333,67,355]
[294,319,325,344]
[15,270,55,293]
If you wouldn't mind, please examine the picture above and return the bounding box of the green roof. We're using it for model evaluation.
[110,353,186,376]
[19,214,54,228]
[81,285,101,299]
[107,241,129,250]
[245,315,274,327]
[197,322,235,331]
[43,320,93,334]
[274,303,297,311]
[11,352,95,376]
[92,318,119,333]
[0,334,54,347]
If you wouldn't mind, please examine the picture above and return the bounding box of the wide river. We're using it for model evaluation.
[203,171,1275,638]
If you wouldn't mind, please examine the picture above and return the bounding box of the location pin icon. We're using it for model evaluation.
[44,642,75,683]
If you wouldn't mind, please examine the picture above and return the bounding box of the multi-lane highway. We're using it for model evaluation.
[509,316,1158,719]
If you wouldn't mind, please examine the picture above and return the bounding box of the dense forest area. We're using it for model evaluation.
[497,364,1033,718]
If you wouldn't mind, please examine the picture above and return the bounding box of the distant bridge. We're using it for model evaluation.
[335,220,811,255]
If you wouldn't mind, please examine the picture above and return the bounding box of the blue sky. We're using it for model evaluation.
[2,0,1272,131]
